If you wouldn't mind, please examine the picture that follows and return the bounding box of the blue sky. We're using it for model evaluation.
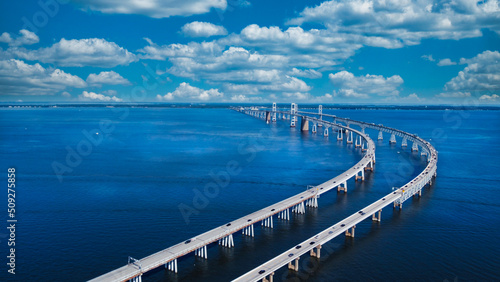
[0,0,499,104]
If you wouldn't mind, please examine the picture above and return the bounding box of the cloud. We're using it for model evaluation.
[181,21,227,37]
[437,58,457,66]
[383,93,424,104]
[9,38,137,67]
[445,50,500,92]
[157,82,223,101]
[74,0,227,18]
[421,54,435,62]
[329,70,403,99]
[140,41,313,96]
[0,30,39,46]
[287,68,322,79]
[435,91,471,98]
[0,59,86,95]
[479,94,500,100]
[230,94,263,102]
[79,91,123,102]
[86,71,131,86]
[288,0,500,45]
[230,24,362,67]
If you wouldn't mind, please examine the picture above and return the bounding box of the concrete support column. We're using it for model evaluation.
[337,129,343,141]
[412,142,419,152]
[355,170,364,181]
[337,181,347,192]
[345,225,356,237]
[310,244,322,258]
[301,117,309,131]
[324,127,329,137]
[402,138,408,147]
[372,210,381,222]
[312,123,317,133]
[347,130,353,144]
[389,133,396,144]
[165,259,178,273]
[378,131,383,140]
[355,135,361,147]
[393,202,403,210]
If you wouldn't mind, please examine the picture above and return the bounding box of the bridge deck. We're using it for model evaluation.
[233,190,402,281]
[90,115,375,282]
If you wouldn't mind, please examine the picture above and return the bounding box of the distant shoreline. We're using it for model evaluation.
[1,103,499,111]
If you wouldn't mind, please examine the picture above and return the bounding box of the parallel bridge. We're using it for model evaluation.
[90,103,437,282]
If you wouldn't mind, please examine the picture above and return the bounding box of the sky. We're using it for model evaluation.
[0,0,499,105]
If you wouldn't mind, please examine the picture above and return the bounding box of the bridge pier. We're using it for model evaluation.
[372,210,382,222]
[337,129,343,141]
[272,103,277,122]
[261,216,274,228]
[346,130,353,144]
[361,140,367,152]
[266,111,271,124]
[389,133,396,144]
[292,202,306,214]
[345,225,356,237]
[195,245,208,259]
[306,196,318,208]
[310,244,321,258]
[219,234,234,248]
[288,257,300,271]
[365,160,375,171]
[290,103,297,127]
[378,131,383,140]
[262,272,275,282]
[412,142,419,152]
[165,259,178,273]
[393,202,403,210]
[312,123,317,133]
[355,135,362,147]
[242,224,255,237]
[301,117,309,131]
[278,208,290,220]
[324,127,329,137]
[337,181,347,192]
[402,138,408,147]
[355,170,364,181]
[129,275,142,282]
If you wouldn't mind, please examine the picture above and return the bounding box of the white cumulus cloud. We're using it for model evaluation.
[181,21,227,37]
[437,58,457,66]
[86,71,131,86]
[157,82,223,101]
[79,91,123,102]
[74,0,227,18]
[288,0,500,45]
[0,59,86,95]
[9,38,137,67]
[329,70,403,99]
[0,30,39,46]
[443,50,500,95]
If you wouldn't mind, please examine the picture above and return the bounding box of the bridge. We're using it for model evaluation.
[90,103,437,282]
[233,104,437,282]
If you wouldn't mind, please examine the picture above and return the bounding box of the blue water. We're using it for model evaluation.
[0,107,499,281]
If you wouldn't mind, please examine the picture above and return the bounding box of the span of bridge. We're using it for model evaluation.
[234,104,437,282]
[90,106,376,282]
